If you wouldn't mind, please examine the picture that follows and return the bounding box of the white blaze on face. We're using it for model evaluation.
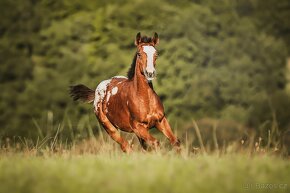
[142,46,156,74]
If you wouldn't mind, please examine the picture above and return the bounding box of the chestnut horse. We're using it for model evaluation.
[70,32,180,152]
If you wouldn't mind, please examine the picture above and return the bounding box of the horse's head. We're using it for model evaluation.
[135,32,159,81]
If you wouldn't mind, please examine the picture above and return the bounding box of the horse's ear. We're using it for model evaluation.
[152,32,159,45]
[135,32,141,46]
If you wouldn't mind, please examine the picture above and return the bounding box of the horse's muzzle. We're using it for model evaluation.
[144,70,156,81]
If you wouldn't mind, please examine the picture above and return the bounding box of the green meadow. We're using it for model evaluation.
[0,152,289,193]
[0,136,289,193]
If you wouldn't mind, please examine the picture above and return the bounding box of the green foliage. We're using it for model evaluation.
[0,0,289,140]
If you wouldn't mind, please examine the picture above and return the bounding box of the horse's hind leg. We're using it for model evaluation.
[95,108,131,153]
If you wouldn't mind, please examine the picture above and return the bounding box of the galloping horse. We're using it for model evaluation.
[70,32,180,152]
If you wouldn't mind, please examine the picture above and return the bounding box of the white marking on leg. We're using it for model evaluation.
[112,87,118,95]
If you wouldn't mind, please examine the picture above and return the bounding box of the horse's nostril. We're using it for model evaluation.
[145,70,156,78]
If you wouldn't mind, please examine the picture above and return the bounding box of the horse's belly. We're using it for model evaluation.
[105,99,133,132]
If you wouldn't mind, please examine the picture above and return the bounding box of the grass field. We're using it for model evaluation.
[0,136,289,193]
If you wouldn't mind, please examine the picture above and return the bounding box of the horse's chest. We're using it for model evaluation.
[131,97,164,126]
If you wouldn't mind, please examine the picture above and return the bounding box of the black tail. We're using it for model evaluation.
[69,84,95,103]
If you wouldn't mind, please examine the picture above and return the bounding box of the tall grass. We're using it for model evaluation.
[0,118,287,157]
[0,120,289,193]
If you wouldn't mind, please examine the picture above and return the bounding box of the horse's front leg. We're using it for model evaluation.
[130,120,159,150]
[155,117,181,148]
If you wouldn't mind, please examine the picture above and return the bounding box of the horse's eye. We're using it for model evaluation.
[137,52,141,57]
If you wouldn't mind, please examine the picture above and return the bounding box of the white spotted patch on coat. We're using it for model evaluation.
[94,79,112,111]
[112,87,118,95]
[106,91,111,102]
[113,76,127,79]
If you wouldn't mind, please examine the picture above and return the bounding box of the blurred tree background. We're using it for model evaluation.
[0,0,289,147]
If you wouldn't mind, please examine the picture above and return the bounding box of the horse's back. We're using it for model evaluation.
[93,76,127,107]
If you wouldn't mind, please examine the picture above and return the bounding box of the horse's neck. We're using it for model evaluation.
[133,63,154,97]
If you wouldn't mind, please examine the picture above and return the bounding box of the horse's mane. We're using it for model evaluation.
[127,53,137,80]
[140,36,152,44]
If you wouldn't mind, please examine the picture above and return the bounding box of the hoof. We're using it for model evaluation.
[173,139,181,153]
[173,139,181,147]
[150,140,160,149]
[121,143,132,153]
